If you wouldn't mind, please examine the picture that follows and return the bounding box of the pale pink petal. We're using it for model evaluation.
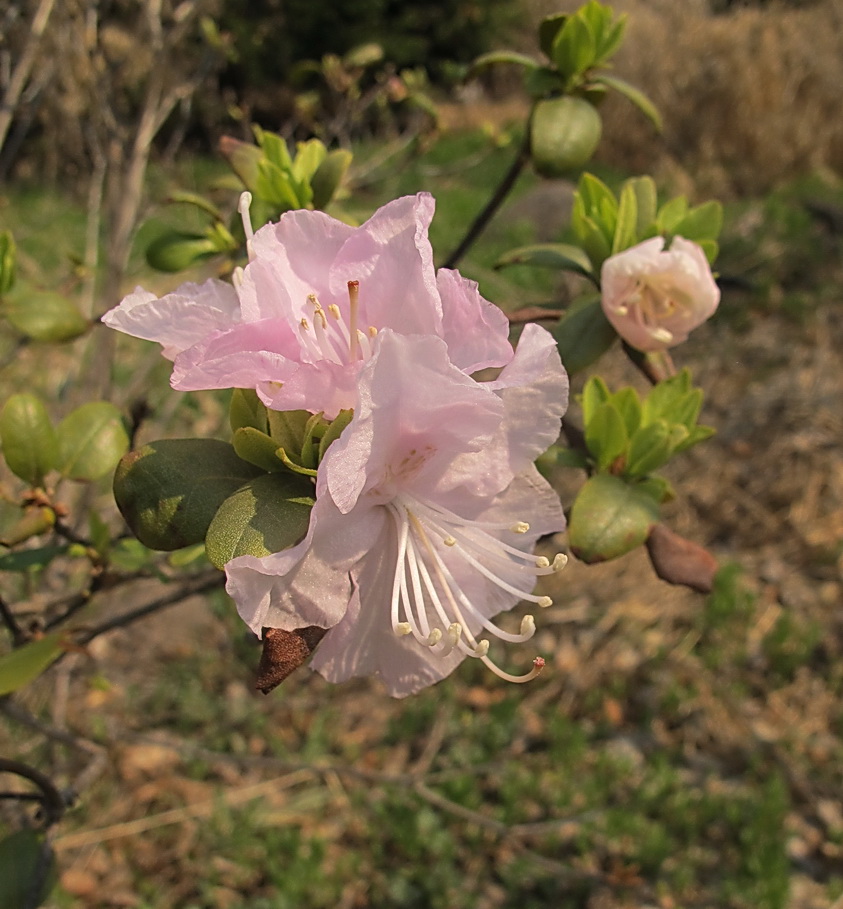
[240,209,358,322]
[260,359,361,420]
[323,331,502,514]
[441,323,568,497]
[601,236,720,352]
[102,280,241,359]
[437,269,513,373]
[171,319,300,390]
[329,194,442,335]
[225,496,383,635]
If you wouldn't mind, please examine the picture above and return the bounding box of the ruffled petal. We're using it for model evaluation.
[437,269,513,373]
[102,280,241,359]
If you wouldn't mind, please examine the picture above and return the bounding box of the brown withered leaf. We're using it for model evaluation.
[255,626,327,694]
[646,523,718,593]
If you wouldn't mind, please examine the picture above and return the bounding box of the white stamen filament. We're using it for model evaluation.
[295,281,374,367]
[387,495,565,684]
[238,192,255,261]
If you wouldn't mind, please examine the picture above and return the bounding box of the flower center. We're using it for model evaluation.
[297,282,379,367]
[386,494,566,683]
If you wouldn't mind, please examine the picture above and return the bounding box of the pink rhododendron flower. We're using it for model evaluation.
[225,326,569,697]
[600,236,720,352]
[103,193,513,419]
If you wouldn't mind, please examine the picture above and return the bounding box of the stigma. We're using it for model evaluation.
[386,494,566,684]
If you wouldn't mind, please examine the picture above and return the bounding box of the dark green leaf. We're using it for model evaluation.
[311,149,353,210]
[145,232,218,272]
[0,544,67,573]
[113,439,263,551]
[56,402,129,481]
[468,51,540,77]
[538,14,568,59]
[568,473,660,562]
[0,829,57,908]
[0,394,58,486]
[229,388,268,434]
[552,297,617,375]
[205,472,314,569]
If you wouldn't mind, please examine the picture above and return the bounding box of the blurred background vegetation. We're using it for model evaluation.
[2,1,843,907]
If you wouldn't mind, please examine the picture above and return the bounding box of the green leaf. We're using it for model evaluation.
[656,196,689,234]
[697,239,719,264]
[468,50,540,77]
[593,73,663,131]
[524,66,566,98]
[167,190,224,221]
[205,472,314,569]
[145,231,218,272]
[612,180,639,254]
[256,127,293,172]
[0,231,16,294]
[0,633,65,695]
[113,439,263,551]
[673,200,724,242]
[594,15,627,66]
[552,297,617,375]
[0,829,57,908]
[292,138,327,184]
[0,394,58,486]
[568,473,659,562]
[675,424,716,452]
[495,243,595,281]
[219,135,264,192]
[318,409,353,461]
[109,538,157,572]
[311,149,353,210]
[2,289,89,343]
[56,402,129,481]
[229,388,268,434]
[0,544,67,573]
[625,420,674,476]
[552,14,596,82]
[232,426,287,472]
[581,375,611,426]
[584,401,628,470]
[267,409,311,460]
[611,387,643,437]
[625,175,658,237]
[530,96,602,177]
[0,506,55,546]
[538,14,568,58]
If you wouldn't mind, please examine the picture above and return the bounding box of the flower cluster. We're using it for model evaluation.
[105,193,569,696]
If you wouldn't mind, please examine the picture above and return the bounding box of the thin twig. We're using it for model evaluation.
[443,131,531,270]
[0,757,67,827]
[0,592,26,645]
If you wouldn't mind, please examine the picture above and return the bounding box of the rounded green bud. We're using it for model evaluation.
[530,96,602,178]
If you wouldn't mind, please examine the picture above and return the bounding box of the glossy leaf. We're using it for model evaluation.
[568,473,660,562]
[552,297,617,375]
[552,14,596,81]
[2,289,89,343]
[56,402,129,481]
[0,394,58,486]
[113,439,263,551]
[625,420,674,476]
[0,830,56,908]
[205,472,314,569]
[0,633,65,695]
